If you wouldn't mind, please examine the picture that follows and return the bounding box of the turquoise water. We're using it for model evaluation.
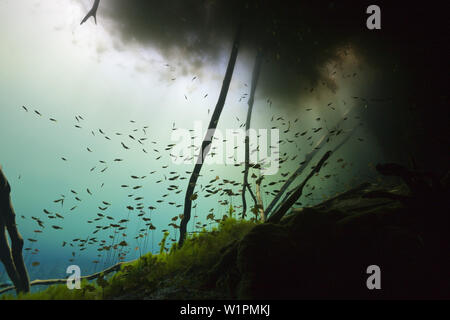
[0,1,391,291]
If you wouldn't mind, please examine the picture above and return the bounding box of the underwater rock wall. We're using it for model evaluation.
[210,183,450,299]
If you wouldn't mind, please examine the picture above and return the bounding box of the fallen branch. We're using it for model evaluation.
[266,150,332,224]
[314,182,372,210]
[0,259,134,295]
[266,122,357,218]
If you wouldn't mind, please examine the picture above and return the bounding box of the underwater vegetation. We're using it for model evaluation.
[2,217,256,300]
[0,1,448,300]
[3,160,449,300]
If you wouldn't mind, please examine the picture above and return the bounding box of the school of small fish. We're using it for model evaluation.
[17,65,378,272]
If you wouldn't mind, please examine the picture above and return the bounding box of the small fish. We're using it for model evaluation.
[118,241,128,247]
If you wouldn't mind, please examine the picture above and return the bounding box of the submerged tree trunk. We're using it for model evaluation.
[241,50,264,219]
[178,24,243,247]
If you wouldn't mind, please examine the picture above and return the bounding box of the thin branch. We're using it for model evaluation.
[0,260,132,295]
[255,174,265,221]
[266,114,357,218]
[80,0,100,25]
[178,23,243,247]
[266,150,332,224]
[241,50,263,218]
[245,182,258,205]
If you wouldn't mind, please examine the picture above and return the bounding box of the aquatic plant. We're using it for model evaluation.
[2,217,256,300]
[104,217,255,298]
[159,231,169,255]
[228,204,235,219]
[1,279,103,300]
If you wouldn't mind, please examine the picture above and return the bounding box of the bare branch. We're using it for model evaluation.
[241,50,263,218]
[80,0,100,25]
[255,174,265,221]
[178,23,243,247]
